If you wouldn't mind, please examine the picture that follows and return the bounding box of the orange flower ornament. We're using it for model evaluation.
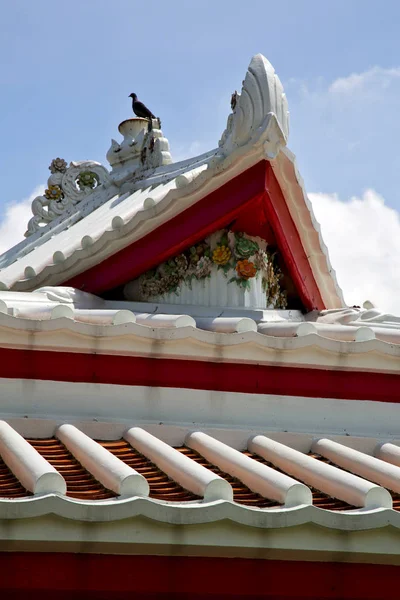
[236,259,257,279]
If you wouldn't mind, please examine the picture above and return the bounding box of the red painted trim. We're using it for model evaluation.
[64,161,324,310]
[0,553,399,599]
[66,162,267,293]
[1,348,399,402]
[264,168,325,310]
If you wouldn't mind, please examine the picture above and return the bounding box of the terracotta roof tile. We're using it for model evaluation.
[0,432,396,512]
[245,450,354,511]
[27,438,115,500]
[0,457,30,499]
[310,451,400,512]
[177,446,280,508]
[98,440,199,501]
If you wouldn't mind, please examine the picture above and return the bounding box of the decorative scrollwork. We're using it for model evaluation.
[219,54,290,159]
[25,159,111,237]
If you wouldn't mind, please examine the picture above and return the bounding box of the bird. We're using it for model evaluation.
[129,93,156,120]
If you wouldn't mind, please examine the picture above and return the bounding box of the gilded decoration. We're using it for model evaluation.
[138,229,287,308]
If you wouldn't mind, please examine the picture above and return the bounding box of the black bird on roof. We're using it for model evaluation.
[129,93,156,120]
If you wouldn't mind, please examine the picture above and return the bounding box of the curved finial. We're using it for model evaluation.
[219,54,289,159]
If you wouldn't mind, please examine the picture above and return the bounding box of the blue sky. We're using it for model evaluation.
[1,0,400,310]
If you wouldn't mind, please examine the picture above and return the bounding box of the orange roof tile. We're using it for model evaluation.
[0,457,30,499]
[27,438,115,500]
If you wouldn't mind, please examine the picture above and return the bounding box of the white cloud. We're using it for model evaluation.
[286,63,400,202]
[329,66,400,95]
[309,189,400,314]
[0,185,45,256]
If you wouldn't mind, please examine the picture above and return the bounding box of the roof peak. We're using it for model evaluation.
[17,52,289,244]
[0,54,344,310]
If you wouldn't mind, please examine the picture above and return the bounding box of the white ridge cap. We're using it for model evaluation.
[312,438,400,496]
[133,313,196,328]
[186,431,312,507]
[249,435,392,509]
[0,420,66,495]
[57,424,149,497]
[376,443,400,468]
[195,317,257,333]
[124,427,233,502]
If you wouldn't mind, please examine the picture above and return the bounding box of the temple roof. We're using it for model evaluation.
[1,418,400,562]
[0,54,399,564]
[0,55,344,310]
[0,419,399,516]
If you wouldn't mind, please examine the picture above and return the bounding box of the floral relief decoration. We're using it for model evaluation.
[49,157,68,174]
[25,158,111,237]
[44,185,64,201]
[77,170,100,190]
[138,229,287,308]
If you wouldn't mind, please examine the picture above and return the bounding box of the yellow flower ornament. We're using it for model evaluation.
[44,185,64,201]
[212,245,231,266]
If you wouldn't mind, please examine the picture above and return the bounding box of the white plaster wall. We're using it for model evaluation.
[2,378,400,443]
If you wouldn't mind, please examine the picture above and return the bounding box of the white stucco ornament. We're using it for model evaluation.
[124,229,287,310]
[219,53,289,160]
[107,118,172,186]
[316,306,400,329]
[25,160,111,237]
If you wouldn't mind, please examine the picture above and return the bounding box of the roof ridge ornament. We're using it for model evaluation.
[106,117,172,187]
[219,53,289,160]
[25,159,111,237]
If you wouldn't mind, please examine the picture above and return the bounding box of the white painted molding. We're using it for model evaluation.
[56,424,149,497]
[2,493,400,536]
[124,427,232,502]
[65,308,137,325]
[0,310,399,374]
[249,435,392,509]
[312,438,400,495]
[271,148,345,309]
[51,305,74,319]
[0,420,66,495]
[4,288,400,347]
[186,431,311,507]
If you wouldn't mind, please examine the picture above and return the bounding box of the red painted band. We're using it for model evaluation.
[264,168,325,310]
[0,553,399,598]
[1,348,399,402]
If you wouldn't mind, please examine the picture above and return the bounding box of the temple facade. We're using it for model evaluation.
[0,54,399,599]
